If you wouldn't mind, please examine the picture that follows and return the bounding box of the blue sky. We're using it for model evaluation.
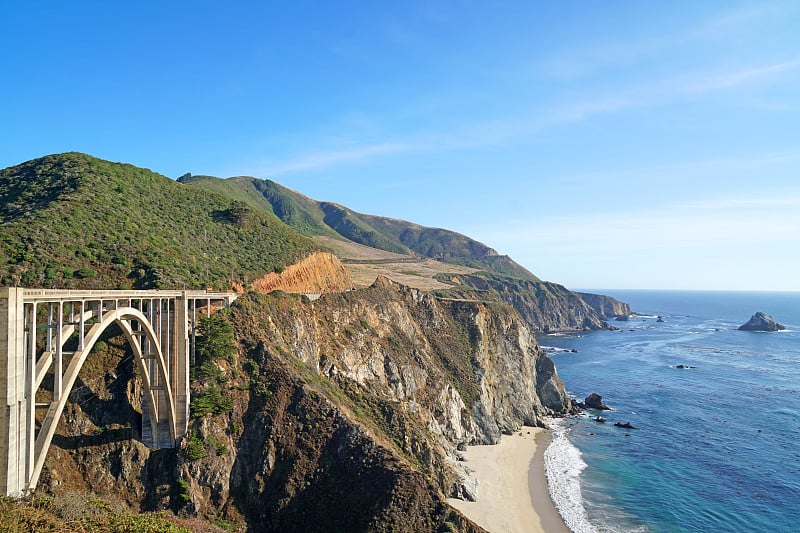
[2,1,799,290]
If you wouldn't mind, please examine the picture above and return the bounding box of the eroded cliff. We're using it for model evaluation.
[37,277,570,531]
[435,272,627,333]
[249,251,353,294]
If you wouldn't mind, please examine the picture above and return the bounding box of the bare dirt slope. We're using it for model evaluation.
[249,251,353,293]
[314,236,478,290]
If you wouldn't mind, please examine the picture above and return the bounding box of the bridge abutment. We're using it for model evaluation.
[0,288,27,497]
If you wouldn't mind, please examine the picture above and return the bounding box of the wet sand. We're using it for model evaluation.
[447,426,570,532]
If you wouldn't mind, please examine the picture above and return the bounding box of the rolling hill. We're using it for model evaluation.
[179,174,539,281]
[0,153,315,289]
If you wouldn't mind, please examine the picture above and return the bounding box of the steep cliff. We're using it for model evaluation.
[435,272,624,333]
[35,278,570,531]
[577,292,631,319]
[249,252,353,294]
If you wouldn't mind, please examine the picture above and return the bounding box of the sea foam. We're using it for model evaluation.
[544,420,597,533]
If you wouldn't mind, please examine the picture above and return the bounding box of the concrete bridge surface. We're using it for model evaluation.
[0,287,239,497]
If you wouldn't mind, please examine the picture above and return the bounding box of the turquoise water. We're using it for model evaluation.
[542,291,800,533]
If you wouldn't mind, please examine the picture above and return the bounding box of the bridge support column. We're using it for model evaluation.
[174,293,190,442]
[0,288,26,497]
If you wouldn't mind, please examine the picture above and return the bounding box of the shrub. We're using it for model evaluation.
[75,266,97,279]
[190,386,233,418]
[194,315,235,368]
[183,434,207,460]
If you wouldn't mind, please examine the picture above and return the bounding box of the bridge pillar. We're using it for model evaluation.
[174,293,190,441]
[0,288,26,497]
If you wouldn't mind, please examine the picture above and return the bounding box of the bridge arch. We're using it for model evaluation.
[29,307,178,491]
[0,288,239,497]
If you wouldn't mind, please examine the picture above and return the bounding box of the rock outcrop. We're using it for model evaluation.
[435,273,624,333]
[584,392,611,410]
[738,312,785,331]
[577,292,631,319]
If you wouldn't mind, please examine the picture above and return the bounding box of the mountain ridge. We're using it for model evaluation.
[179,174,540,282]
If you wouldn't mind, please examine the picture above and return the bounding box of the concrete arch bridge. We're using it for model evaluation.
[0,287,239,497]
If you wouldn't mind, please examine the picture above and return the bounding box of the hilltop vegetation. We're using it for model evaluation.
[179,174,539,281]
[0,154,314,289]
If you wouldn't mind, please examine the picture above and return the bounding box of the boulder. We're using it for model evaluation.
[614,422,637,429]
[738,312,785,332]
[453,472,480,502]
[584,392,610,410]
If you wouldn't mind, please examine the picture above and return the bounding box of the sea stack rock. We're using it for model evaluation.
[585,392,611,410]
[738,312,785,332]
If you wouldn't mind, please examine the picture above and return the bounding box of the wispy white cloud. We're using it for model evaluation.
[540,3,797,82]
[474,205,800,257]
[549,150,800,186]
[246,67,798,174]
[527,58,800,133]
[682,60,800,92]
[679,196,800,210]
[248,57,799,174]
[256,142,409,175]
[690,3,795,40]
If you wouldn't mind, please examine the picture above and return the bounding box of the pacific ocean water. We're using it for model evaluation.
[541,290,800,533]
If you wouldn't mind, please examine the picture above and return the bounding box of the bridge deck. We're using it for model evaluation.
[21,289,238,303]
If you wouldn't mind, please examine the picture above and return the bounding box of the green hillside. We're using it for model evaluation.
[181,174,540,282]
[0,153,315,289]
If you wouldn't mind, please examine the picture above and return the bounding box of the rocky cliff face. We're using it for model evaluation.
[577,292,631,319]
[249,251,353,294]
[38,277,570,531]
[437,273,625,333]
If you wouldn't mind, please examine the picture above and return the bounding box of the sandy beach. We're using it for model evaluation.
[447,427,569,533]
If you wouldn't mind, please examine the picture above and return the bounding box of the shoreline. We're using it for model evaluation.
[447,426,570,533]
[532,429,570,533]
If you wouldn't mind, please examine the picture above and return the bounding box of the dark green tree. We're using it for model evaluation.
[194,314,235,379]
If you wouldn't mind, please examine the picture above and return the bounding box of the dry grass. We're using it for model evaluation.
[313,236,478,290]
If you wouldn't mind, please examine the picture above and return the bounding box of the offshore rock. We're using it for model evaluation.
[585,393,611,410]
[738,312,785,331]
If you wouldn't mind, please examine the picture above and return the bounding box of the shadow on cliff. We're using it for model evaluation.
[224,341,476,532]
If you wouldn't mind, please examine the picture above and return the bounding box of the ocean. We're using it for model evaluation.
[541,290,800,533]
